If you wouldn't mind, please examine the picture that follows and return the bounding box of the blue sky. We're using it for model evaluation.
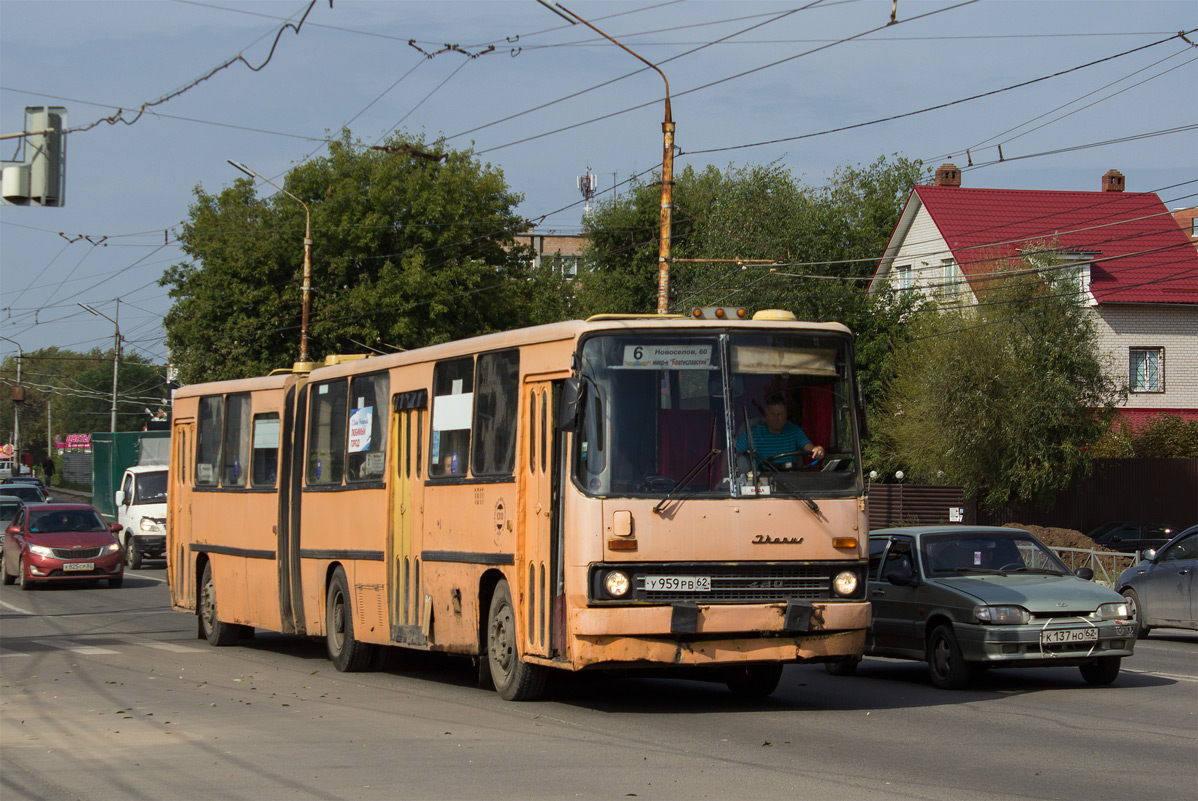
[1,0,1195,364]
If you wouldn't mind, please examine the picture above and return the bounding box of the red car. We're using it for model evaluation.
[2,503,124,590]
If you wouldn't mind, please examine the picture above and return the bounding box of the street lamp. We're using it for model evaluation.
[0,335,22,469]
[538,1,675,314]
[228,160,314,366]
[79,301,120,432]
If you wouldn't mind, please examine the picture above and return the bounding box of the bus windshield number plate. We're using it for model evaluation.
[644,576,711,592]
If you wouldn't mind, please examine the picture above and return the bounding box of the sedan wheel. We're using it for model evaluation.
[927,624,972,689]
[18,556,34,591]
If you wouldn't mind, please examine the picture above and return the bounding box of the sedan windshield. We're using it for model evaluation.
[573,330,861,499]
[30,509,108,533]
[921,531,1069,576]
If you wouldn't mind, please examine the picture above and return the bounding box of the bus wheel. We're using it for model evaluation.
[725,663,783,698]
[486,580,548,701]
[199,562,238,646]
[326,567,375,672]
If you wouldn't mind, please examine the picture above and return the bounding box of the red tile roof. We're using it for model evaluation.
[914,185,1198,304]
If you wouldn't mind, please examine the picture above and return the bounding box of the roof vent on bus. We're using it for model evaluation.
[751,309,797,321]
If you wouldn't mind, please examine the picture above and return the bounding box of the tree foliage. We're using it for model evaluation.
[163,131,569,385]
[871,264,1124,511]
[577,154,929,436]
[1,348,168,458]
[1126,414,1198,458]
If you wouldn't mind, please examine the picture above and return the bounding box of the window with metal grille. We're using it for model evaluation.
[1129,347,1163,393]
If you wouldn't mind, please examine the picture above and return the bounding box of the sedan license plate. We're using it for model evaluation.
[1040,627,1097,645]
[63,562,95,572]
[644,575,711,592]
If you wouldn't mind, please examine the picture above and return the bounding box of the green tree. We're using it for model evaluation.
[163,131,566,385]
[871,263,1124,511]
[1130,414,1198,458]
[1,348,168,459]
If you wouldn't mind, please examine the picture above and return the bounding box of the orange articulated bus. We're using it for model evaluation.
[168,311,871,700]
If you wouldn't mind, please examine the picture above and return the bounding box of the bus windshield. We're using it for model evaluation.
[574,331,861,499]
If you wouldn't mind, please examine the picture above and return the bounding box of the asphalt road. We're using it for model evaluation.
[1,563,1195,801]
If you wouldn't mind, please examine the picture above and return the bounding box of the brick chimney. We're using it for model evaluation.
[935,163,961,187]
[1102,169,1125,192]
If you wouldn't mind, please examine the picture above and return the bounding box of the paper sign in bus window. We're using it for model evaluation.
[432,393,473,431]
[348,406,373,453]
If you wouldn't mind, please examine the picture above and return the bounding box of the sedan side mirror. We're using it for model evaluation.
[109,523,123,535]
[885,562,917,587]
[1074,567,1095,581]
[6,524,20,536]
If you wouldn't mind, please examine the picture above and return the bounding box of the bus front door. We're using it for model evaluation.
[169,419,194,610]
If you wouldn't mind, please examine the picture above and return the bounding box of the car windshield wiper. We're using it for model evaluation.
[1003,567,1065,576]
[950,567,1006,575]
[653,448,721,515]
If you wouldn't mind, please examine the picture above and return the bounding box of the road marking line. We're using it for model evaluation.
[126,640,200,653]
[33,639,120,655]
[0,600,35,615]
[1125,668,1198,682]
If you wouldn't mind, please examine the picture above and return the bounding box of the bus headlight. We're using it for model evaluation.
[832,570,858,597]
[604,570,631,598]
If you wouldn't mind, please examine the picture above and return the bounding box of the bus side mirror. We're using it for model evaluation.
[856,375,869,440]
[558,377,586,432]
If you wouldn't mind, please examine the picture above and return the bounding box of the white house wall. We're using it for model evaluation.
[1094,304,1198,410]
[880,204,978,304]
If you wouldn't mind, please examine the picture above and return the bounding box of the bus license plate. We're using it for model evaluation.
[645,576,711,592]
[63,562,94,572]
[1040,628,1097,645]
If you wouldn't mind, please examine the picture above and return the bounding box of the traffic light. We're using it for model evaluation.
[1,106,67,207]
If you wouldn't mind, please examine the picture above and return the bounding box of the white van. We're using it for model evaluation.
[114,465,168,569]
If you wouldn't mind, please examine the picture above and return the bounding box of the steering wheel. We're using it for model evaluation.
[997,562,1024,572]
[635,476,677,493]
[759,450,805,471]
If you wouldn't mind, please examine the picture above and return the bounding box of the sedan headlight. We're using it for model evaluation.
[974,605,1031,625]
[603,570,631,598]
[1094,602,1130,620]
[104,542,121,554]
[832,570,859,597]
[29,544,55,558]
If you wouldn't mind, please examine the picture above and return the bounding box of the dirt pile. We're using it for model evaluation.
[1002,523,1119,553]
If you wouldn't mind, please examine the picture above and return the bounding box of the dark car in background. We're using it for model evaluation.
[1116,525,1197,637]
[1085,522,1174,554]
[2,503,124,590]
[0,494,24,525]
[0,483,53,506]
[827,526,1136,689]
[3,475,46,490]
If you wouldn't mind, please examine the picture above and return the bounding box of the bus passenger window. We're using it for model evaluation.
[472,349,519,476]
[222,393,251,487]
[307,379,347,485]
[195,396,222,486]
[347,372,389,483]
[251,413,280,487]
[430,357,473,477]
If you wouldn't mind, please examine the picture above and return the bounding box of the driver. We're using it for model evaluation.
[735,395,825,468]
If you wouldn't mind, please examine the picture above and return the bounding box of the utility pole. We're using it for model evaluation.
[228,160,315,367]
[538,1,675,314]
[80,301,120,432]
[0,336,22,471]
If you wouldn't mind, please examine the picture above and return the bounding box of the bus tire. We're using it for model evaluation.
[486,579,548,701]
[326,567,375,672]
[725,663,784,698]
[199,562,238,646]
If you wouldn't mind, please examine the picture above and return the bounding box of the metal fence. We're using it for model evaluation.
[1048,546,1141,588]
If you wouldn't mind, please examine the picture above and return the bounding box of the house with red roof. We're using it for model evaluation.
[869,165,1198,428]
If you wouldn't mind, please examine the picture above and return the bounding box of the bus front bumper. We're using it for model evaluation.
[568,601,870,668]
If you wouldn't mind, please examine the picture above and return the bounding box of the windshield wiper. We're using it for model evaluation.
[652,448,721,515]
[951,567,1006,575]
[1004,567,1065,575]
